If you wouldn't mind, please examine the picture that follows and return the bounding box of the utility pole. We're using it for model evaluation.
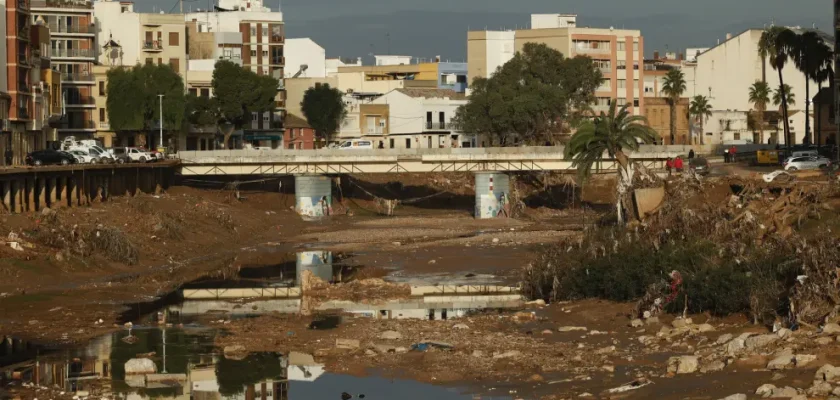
[158,94,164,151]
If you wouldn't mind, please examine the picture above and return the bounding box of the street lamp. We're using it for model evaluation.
[158,94,164,151]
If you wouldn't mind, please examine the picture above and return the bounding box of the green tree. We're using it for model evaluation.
[689,95,712,145]
[565,104,659,224]
[773,84,796,108]
[453,43,602,146]
[761,27,796,147]
[185,94,219,127]
[106,63,185,147]
[661,69,687,144]
[786,31,830,143]
[812,46,834,149]
[211,60,279,148]
[300,83,347,142]
[749,81,772,144]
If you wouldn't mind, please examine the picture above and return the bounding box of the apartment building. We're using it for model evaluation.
[284,38,326,78]
[7,0,33,153]
[0,0,10,164]
[31,0,95,140]
[468,14,646,115]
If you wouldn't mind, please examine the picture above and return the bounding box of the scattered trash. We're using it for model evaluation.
[607,379,652,394]
[410,341,454,352]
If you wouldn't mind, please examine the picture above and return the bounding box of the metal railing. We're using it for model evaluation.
[425,121,446,130]
[64,120,95,129]
[99,122,109,130]
[61,72,94,82]
[366,127,384,134]
[32,0,92,9]
[143,41,162,51]
[575,46,610,54]
[66,95,94,105]
[47,23,94,34]
[52,48,94,58]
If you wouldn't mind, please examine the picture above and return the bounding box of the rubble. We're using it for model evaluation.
[667,356,699,374]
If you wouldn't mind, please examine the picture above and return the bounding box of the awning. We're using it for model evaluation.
[244,134,282,141]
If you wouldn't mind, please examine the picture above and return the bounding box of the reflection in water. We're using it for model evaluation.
[1,328,504,400]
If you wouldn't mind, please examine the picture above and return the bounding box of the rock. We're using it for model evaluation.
[777,328,792,339]
[767,355,794,370]
[789,395,807,400]
[771,373,786,381]
[772,386,799,398]
[718,395,747,400]
[644,316,660,325]
[427,259,436,264]
[471,350,484,358]
[832,387,840,396]
[700,360,726,373]
[392,242,401,246]
[124,358,157,375]
[696,323,715,332]
[373,344,397,354]
[514,312,535,321]
[595,346,616,354]
[525,299,546,306]
[672,318,692,329]
[541,329,553,335]
[395,347,408,354]
[629,319,644,328]
[726,338,746,355]
[527,374,544,382]
[716,333,734,345]
[492,238,500,243]
[364,349,376,356]
[807,381,833,396]
[744,334,779,350]
[492,350,522,359]
[816,336,835,345]
[379,330,402,340]
[336,339,361,349]
[815,364,840,382]
[755,384,777,397]
[578,393,593,398]
[795,354,817,367]
[558,326,587,332]
[452,324,469,330]
[667,356,699,374]
[823,323,840,334]
[638,335,653,345]
[602,365,615,373]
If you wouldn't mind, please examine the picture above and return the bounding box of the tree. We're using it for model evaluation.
[661,69,687,144]
[300,83,347,142]
[808,39,833,148]
[748,81,772,144]
[761,27,796,148]
[786,31,829,144]
[565,104,659,224]
[212,60,279,148]
[106,63,186,147]
[453,43,602,146]
[184,94,219,127]
[689,95,712,145]
[773,84,796,108]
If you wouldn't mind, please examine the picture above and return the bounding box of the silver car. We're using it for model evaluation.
[783,156,832,171]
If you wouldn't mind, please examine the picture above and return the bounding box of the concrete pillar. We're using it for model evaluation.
[1,181,10,213]
[11,180,21,213]
[59,177,67,206]
[474,172,511,219]
[48,177,58,208]
[25,178,35,212]
[37,178,46,211]
[294,175,332,219]
[69,178,79,206]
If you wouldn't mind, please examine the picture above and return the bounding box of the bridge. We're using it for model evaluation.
[175,146,680,219]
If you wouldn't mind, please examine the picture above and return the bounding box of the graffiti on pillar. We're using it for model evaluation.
[296,195,333,218]
[476,192,510,219]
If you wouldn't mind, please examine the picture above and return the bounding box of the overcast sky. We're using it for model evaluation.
[140,0,831,61]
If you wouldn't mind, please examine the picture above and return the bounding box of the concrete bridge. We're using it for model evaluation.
[175,146,679,219]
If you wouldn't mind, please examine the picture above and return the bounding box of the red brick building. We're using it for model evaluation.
[284,113,319,149]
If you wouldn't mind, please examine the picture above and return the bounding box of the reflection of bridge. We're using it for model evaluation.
[176,147,678,219]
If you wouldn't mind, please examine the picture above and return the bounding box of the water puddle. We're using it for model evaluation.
[1,327,512,399]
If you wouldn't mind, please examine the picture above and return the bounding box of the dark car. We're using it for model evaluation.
[110,147,131,164]
[25,149,77,166]
[689,157,710,175]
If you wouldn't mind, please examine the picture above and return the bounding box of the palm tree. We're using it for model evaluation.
[661,69,687,144]
[689,95,712,145]
[749,81,772,144]
[760,27,796,149]
[787,31,827,144]
[565,104,659,224]
[773,84,796,108]
[811,43,833,147]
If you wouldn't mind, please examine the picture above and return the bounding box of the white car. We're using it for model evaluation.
[125,147,153,162]
[338,140,374,150]
[68,149,100,164]
[783,156,832,171]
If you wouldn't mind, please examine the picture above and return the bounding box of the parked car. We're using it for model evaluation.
[110,147,131,164]
[25,149,77,166]
[689,157,710,175]
[68,149,100,164]
[124,147,154,162]
[783,156,832,171]
[338,139,373,150]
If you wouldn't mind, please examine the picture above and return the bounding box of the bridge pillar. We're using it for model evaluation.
[474,172,511,219]
[294,175,332,219]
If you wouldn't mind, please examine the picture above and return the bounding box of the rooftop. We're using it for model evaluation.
[284,113,310,129]
[395,88,466,100]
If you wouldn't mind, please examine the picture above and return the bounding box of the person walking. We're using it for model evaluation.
[688,149,695,160]
[729,145,737,164]
[674,156,684,174]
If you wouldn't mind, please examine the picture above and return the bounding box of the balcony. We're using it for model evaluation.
[61,72,94,83]
[142,41,163,52]
[18,54,31,66]
[52,48,94,59]
[18,28,30,41]
[366,127,384,135]
[269,121,283,129]
[575,46,610,55]
[599,67,612,74]
[62,120,95,130]
[47,23,95,34]
[99,122,109,130]
[425,121,447,130]
[66,95,95,107]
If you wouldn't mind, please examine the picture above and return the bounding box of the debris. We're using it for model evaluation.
[492,350,522,359]
[667,356,699,374]
[452,324,469,330]
[124,358,157,375]
[379,330,402,340]
[410,341,453,352]
[607,378,652,394]
[558,326,587,332]
[718,395,746,400]
[629,319,644,328]
[336,339,361,350]
[822,323,840,334]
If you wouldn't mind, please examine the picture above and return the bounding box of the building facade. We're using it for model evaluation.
[32,0,95,140]
[283,113,317,149]
[7,0,34,164]
[644,97,689,144]
[284,38,325,78]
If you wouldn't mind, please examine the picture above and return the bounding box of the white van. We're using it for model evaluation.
[338,139,374,150]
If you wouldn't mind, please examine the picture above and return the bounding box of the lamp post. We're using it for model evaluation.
[158,94,164,150]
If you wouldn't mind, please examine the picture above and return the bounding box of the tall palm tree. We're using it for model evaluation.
[786,31,827,144]
[689,95,712,145]
[773,84,796,108]
[761,27,796,148]
[565,104,659,224]
[749,81,772,144]
[811,43,833,147]
[661,69,687,144]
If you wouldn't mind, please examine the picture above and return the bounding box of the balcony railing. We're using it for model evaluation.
[47,23,95,34]
[99,122,109,130]
[366,127,384,135]
[61,72,94,82]
[143,41,163,51]
[66,95,95,106]
[575,46,610,54]
[425,121,446,130]
[599,67,612,74]
[64,120,95,129]
[32,0,93,9]
[52,48,94,58]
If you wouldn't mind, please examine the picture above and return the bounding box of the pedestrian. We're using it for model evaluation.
[4,148,12,166]
[674,156,684,174]
[729,145,737,163]
[666,157,674,176]
[723,148,730,163]
[688,149,695,160]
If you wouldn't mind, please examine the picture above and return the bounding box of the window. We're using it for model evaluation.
[169,58,179,71]
[99,108,105,122]
[169,32,179,46]
[633,62,639,70]
[250,26,256,38]
[251,50,257,57]
[633,41,639,51]
[252,113,258,122]
[262,50,268,57]
[633,99,640,107]
[405,138,411,149]
[389,138,394,148]
[189,88,197,96]
[157,58,162,65]
[145,58,153,65]
[617,41,626,51]
[290,128,295,139]
[616,98,627,106]
[98,81,105,96]
[596,97,611,107]
[617,79,626,89]
[200,88,209,98]
[616,60,626,70]
[634,79,639,88]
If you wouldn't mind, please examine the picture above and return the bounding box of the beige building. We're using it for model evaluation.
[468,14,646,115]
[644,97,689,144]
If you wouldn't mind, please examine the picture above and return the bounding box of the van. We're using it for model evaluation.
[338,139,374,150]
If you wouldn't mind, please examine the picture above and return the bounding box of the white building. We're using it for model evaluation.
[530,13,577,29]
[694,29,832,144]
[284,38,326,78]
[685,47,709,63]
[466,30,515,84]
[374,55,412,66]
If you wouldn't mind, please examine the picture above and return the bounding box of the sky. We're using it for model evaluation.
[139,0,831,62]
